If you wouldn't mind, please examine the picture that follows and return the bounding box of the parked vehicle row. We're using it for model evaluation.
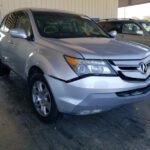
[98,18,150,47]
[0,9,150,122]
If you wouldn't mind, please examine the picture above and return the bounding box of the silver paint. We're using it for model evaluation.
[0,8,150,114]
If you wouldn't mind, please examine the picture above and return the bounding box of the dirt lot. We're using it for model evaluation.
[0,73,150,150]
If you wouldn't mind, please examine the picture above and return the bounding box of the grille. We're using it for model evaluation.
[111,56,150,80]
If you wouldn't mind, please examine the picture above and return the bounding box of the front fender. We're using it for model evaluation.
[25,49,79,81]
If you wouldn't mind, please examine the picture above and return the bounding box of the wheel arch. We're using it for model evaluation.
[27,66,44,81]
[25,53,55,80]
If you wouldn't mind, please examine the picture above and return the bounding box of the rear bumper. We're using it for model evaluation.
[45,75,150,115]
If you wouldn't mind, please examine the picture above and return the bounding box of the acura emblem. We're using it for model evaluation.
[138,62,148,74]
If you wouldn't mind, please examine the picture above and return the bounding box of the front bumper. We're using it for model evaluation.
[45,75,150,115]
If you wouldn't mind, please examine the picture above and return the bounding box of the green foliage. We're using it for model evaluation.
[132,16,140,20]
[143,16,150,21]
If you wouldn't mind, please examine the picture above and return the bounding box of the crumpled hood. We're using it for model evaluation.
[58,38,150,60]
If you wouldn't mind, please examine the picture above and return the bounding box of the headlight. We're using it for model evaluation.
[65,56,116,76]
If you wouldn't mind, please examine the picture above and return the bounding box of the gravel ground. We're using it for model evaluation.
[0,73,150,150]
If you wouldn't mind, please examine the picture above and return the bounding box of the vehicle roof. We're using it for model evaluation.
[6,8,83,16]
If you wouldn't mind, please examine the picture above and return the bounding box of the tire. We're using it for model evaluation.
[29,73,58,123]
[0,60,11,76]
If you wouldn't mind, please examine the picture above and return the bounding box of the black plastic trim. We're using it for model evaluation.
[117,84,150,97]
[119,67,137,70]
[118,71,150,82]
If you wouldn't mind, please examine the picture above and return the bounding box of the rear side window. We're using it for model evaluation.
[99,22,122,33]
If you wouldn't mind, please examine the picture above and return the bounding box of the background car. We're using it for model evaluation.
[98,19,150,47]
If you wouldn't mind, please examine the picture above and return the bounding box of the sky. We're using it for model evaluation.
[118,3,150,19]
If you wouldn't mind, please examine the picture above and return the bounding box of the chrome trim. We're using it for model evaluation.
[112,56,150,79]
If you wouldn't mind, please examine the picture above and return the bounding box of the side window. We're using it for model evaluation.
[112,22,122,33]
[99,22,106,28]
[3,13,17,32]
[122,23,142,35]
[15,11,33,37]
[100,22,122,33]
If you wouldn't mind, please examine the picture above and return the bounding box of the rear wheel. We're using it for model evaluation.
[0,60,11,76]
[29,73,58,123]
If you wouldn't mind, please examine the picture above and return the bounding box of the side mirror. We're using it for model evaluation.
[137,30,144,36]
[10,28,28,39]
[109,30,117,38]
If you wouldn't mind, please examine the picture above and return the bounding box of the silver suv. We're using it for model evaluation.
[0,9,150,122]
[98,19,150,47]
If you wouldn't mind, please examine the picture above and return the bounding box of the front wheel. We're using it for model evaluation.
[29,74,58,123]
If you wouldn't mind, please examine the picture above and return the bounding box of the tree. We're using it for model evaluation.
[132,16,140,20]
[143,16,150,21]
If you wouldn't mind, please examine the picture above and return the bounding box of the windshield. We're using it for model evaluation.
[140,22,150,34]
[32,11,109,38]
